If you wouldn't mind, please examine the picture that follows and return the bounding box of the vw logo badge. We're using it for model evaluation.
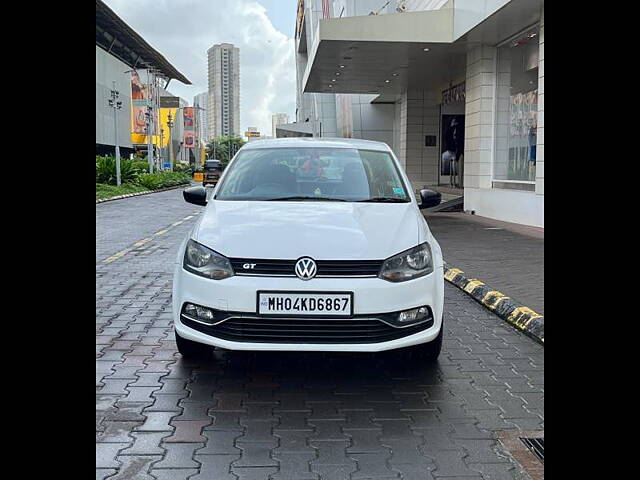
[295,257,317,280]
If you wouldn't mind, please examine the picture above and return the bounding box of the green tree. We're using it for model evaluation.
[206,136,246,167]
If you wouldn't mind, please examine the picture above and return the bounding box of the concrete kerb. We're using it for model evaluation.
[96,184,189,204]
[443,263,544,345]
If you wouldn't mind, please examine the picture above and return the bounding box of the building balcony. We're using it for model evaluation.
[301,0,542,96]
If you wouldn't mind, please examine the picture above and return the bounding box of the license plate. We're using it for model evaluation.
[257,291,353,317]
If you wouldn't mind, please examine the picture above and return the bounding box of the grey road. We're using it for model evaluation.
[96,189,544,480]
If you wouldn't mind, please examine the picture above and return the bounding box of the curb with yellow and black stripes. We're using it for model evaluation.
[444,264,544,345]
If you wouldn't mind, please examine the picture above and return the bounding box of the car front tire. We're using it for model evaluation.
[406,322,443,362]
[175,331,212,359]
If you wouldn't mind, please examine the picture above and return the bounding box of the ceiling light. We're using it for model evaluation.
[423,48,430,51]
[339,65,345,68]
[336,72,341,76]
[392,73,398,77]
[385,80,390,83]
[331,79,336,82]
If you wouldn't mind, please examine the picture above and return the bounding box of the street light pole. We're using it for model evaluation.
[167,112,175,172]
[160,128,165,169]
[146,70,155,173]
[108,81,123,186]
[193,105,206,168]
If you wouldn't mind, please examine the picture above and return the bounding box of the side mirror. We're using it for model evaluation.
[183,186,207,206]
[419,189,441,209]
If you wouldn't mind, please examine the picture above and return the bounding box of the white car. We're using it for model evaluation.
[173,138,444,360]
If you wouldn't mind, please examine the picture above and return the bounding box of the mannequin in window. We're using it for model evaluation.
[528,123,537,181]
[444,118,463,188]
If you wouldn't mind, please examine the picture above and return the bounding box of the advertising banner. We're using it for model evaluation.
[183,107,195,148]
[130,70,158,145]
[132,105,147,135]
[184,130,196,149]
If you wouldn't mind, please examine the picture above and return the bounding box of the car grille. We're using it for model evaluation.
[229,258,384,277]
[180,314,433,344]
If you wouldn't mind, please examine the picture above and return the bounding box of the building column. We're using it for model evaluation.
[535,6,544,196]
[398,89,440,191]
[397,93,407,170]
[463,45,496,193]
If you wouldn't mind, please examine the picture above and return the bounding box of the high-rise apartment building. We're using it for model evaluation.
[193,92,209,143]
[271,113,289,138]
[207,43,240,138]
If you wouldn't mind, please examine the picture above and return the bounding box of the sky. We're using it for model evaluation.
[104,0,297,137]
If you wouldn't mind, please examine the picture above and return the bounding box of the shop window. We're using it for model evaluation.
[494,26,539,183]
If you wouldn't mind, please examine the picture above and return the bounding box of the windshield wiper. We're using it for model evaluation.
[266,196,347,202]
[357,197,410,203]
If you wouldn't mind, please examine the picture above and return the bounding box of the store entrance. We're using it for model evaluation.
[439,114,465,188]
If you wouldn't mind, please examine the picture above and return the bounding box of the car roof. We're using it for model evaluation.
[240,137,392,152]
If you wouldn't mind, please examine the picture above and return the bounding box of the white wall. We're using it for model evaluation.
[349,94,395,148]
[465,187,544,227]
[294,0,338,138]
[397,90,440,189]
[453,0,511,39]
[96,45,133,148]
[331,0,448,17]
[463,37,544,227]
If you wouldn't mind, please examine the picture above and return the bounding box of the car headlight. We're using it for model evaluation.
[379,243,433,282]
[183,239,234,280]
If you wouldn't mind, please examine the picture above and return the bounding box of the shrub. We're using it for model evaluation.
[137,171,191,190]
[96,155,140,185]
[131,160,150,174]
[173,163,191,173]
[96,183,149,201]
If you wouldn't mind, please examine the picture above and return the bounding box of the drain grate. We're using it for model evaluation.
[520,437,544,463]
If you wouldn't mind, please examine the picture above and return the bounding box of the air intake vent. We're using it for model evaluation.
[229,258,383,277]
[520,437,544,463]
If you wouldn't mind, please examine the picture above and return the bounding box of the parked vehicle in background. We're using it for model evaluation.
[203,159,223,186]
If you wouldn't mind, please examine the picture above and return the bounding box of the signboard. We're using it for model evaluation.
[160,96,180,108]
[442,82,466,105]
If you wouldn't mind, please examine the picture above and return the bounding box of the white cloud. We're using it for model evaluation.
[103,0,296,137]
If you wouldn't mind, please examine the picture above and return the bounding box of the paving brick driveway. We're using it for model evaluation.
[96,189,544,480]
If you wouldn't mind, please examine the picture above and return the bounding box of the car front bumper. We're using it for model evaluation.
[172,266,444,352]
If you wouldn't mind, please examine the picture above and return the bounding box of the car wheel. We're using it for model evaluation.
[409,322,443,362]
[175,331,212,359]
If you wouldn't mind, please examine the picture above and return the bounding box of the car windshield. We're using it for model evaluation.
[214,147,411,202]
[205,161,222,170]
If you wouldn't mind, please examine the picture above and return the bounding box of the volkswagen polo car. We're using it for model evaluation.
[173,138,444,360]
